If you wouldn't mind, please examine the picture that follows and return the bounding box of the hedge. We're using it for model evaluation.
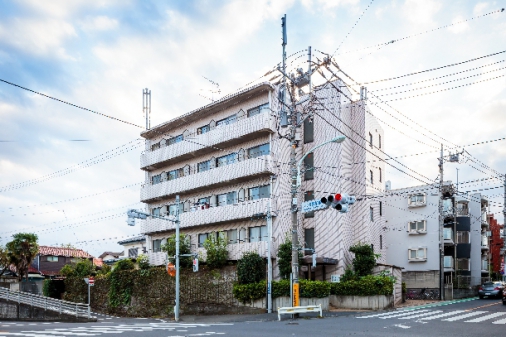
[330,275,394,296]
[233,279,331,304]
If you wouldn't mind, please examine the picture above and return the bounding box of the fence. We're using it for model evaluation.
[0,287,90,319]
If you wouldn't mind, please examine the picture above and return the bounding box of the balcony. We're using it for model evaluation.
[443,228,454,245]
[196,240,272,261]
[148,251,166,266]
[481,212,488,227]
[481,260,488,273]
[444,256,454,272]
[140,198,273,234]
[140,155,275,203]
[481,235,489,250]
[140,112,276,171]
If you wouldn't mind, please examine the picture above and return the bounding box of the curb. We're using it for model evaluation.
[397,297,477,311]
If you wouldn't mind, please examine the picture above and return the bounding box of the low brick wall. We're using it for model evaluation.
[330,295,393,310]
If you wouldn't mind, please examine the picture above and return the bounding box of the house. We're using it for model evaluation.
[98,251,124,265]
[137,80,386,281]
[118,236,146,258]
[31,246,94,277]
[383,183,491,297]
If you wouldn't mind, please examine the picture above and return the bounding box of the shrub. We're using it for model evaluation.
[98,264,112,275]
[237,252,265,284]
[330,275,394,296]
[341,266,358,282]
[59,259,96,278]
[43,279,65,299]
[299,280,331,298]
[271,279,290,298]
[162,234,192,268]
[203,233,228,269]
[114,259,135,271]
[277,237,303,280]
[233,281,266,304]
[137,254,150,270]
[349,243,377,277]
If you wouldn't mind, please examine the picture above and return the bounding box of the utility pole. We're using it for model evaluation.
[439,144,445,300]
[143,88,151,130]
[175,195,180,321]
[267,176,273,313]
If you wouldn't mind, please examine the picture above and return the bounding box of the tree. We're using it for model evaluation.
[0,246,10,277]
[203,232,228,269]
[162,234,192,268]
[6,233,39,281]
[277,237,303,280]
[237,252,265,284]
[349,243,378,277]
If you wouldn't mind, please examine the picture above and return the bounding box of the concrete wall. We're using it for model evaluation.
[402,270,439,288]
[0,299,94,322]
[330,295,393,310]
[248,296,329,312]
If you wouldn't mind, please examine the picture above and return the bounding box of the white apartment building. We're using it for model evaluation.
[383,183,490,292]
[138,80,386,281]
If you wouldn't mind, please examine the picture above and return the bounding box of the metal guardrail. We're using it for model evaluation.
[278,304,322,321]
[0,287,90,318]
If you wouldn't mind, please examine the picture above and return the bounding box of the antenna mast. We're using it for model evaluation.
[143,88,151,130]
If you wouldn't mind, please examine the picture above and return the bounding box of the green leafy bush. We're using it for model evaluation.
[271,279,290,298]
[349,243,377,277]
[277,237,303,280]
[59,259,96,278]
[330,275,394,296]
[43,279,65,299]
[299,280,331,298]
[162,234,192,268]
[203,233,228,269]
[114,259,135,271]
[237,252,265,284]
[137,254,150,270]
[233,281,266,304]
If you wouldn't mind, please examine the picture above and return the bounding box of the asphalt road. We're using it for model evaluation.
[1,298,505,336]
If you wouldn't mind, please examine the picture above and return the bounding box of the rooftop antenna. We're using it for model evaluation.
[143,88,151,130]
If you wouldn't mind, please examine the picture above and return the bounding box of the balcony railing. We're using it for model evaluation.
[481,260,488,272]
[140,198,273,234]
[140,112,275,170]
[196,241,272,261]
[481,236,489,249]
[444,256,454,269]
[443,228,454,245]
[140,155,275,203]
[148,251,166,266]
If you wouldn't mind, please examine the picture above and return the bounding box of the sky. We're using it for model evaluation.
[0,0,505,257]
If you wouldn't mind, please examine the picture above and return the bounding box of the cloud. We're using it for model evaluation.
[473,2,490,16]
[80,16,119,32]
[301,0,359,10]
[402,0,442,25]
[448,15,470,34]
[0,18,76,59]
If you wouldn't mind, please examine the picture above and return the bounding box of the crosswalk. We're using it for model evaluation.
[357,308,506,324]
[0,322,232,336]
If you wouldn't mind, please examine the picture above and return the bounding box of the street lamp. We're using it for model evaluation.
[291,135,345,307]
[127,195,185,322]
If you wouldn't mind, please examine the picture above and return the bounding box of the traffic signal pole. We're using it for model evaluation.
[175,195,180,321]
[439,144,444,300]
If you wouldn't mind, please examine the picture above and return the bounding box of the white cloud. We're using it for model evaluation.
[301,0,359,10]
[0,18,76,59]
[448,15,470,34]
[473,2,490,16]
[402,0,442,25]
[80,16,119,32]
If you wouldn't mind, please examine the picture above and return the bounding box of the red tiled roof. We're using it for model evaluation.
[93,258,103,267]
[38,246,93,258]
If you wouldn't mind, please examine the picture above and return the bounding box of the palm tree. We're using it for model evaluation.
[6,233,39,281]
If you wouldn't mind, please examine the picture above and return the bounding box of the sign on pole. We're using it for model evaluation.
[292,283,299,307]
[89,277,95,286]
[301,200,327,214]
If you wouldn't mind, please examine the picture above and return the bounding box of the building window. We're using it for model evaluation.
[247,103,268,117]
[217,191,237,206]
[303,118,314,143]
[408,193,426,207]
[217,114,237,126]
[167,134,183,146]
[370,207,374,221]
[370,170,373,184]
[152,174,161,185]
[216,153,237,167]
[152,207,161,217]
[226,229,238,244]
[380,235,383,250]
[128,248,139,258]
[168,168,184,181]
[152,239,162,253]
[457,231,470,244]
[249,226,267,243]
[304,191,315,218]
[457,258,470,271]
[168,203,184,216]
[47,256,59,262]
[378,134,381,149]
[444,256,454,268]
[305,228,315,251]
[408,220,426,234]
[151,142,160,151]
[379,201,383,216]
[248,143,270,159]
[197,125,210,135]
[198,233,209,248]
[249,185,270,200]
[198,160,211,172]
[369,132,373,147]
[304,153,314,180]
[408,248,427,261]
[379,168,382,183]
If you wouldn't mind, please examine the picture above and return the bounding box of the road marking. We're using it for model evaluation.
[393,324,410,329]
[358,309,430,319]
[378,310,432,319]
[442,311,488,322]
[465,312,506,322]
[418,310,466,320]
[398,310,443,320]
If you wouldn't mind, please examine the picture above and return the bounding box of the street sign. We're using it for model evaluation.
[293,283,299,307]
[167,262,176,277]
[89,277,95,286]
[301,200,327,214]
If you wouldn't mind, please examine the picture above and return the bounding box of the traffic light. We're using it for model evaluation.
[320,193,356,213]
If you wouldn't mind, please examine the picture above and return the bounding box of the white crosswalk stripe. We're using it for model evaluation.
[465,312,506,322]
[357,309,430,319]
[378,310,433,319]
[442,311,488,321]
[418,310,466,320]
[398,310,444,320]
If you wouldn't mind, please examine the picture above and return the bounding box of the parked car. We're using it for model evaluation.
[503,288,506,305]
[478,281,504,299]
